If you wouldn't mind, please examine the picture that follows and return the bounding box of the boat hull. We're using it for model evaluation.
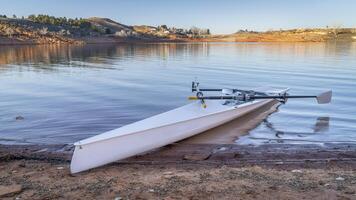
[70,99,275,173]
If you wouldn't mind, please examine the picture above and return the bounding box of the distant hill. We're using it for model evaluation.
[87,17,132,33]
[0,15,211,45]
[207,28,356,42]
[1,15,356,45]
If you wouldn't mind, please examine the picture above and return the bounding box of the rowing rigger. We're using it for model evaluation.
[189,81,332,105]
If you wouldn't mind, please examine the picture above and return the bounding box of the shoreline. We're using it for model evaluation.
[2,143,356,169]
[2,28,356,46]
[2,31,356,46]
[1,38,355,46]
[1,143,356,199]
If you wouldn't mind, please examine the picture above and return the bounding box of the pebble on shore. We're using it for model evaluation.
[0,184,23,197]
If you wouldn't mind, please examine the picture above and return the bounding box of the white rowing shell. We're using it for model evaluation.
[71,87,288,173]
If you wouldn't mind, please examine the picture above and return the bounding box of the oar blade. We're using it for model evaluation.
[316,90,332,104]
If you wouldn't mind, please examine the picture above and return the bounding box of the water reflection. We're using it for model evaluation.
[313,117,330,133]
[267,116,329,139]
[0,43,211,67]
[238,117,333,144]
[2,42,356,68]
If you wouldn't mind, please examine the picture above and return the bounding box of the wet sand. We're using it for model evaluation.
[1,100,356,199]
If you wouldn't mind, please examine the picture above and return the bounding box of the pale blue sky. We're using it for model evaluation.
[1,0,355,34]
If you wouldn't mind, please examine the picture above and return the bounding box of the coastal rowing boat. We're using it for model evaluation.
[70,82,331,173]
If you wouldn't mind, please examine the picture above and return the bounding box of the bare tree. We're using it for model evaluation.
[190,26,200,36]
[39,27,48,35]
[189,26,210,38]
[331,23,343,37]
[5,27,15,37]
[58,29,66,36]
[115,30,128,37]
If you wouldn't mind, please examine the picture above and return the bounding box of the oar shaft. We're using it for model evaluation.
[252,95,316,99]
[192,88,257,93]
[189,95,317,100]
[190,96,236,100]
[192,88,221,91]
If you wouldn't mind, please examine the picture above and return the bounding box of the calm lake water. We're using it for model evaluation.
[0,43,355,145]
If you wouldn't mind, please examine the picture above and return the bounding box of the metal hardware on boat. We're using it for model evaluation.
[190,81,332,105]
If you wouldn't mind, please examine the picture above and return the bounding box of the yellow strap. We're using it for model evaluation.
[188,96,207,108]
[188,96,198,100]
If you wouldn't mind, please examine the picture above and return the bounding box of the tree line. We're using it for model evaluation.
[1,14,92,29]
[27,14,91,28]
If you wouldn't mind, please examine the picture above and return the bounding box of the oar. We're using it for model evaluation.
[189,90,332,104]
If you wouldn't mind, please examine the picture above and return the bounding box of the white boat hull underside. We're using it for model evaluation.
[70,98,277,173]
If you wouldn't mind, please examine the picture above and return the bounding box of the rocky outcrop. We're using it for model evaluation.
[0,184,23,197]
[0,20,81,44]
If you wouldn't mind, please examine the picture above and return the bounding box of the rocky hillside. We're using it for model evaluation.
[0,15,210,45]
[0,18,81,44]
